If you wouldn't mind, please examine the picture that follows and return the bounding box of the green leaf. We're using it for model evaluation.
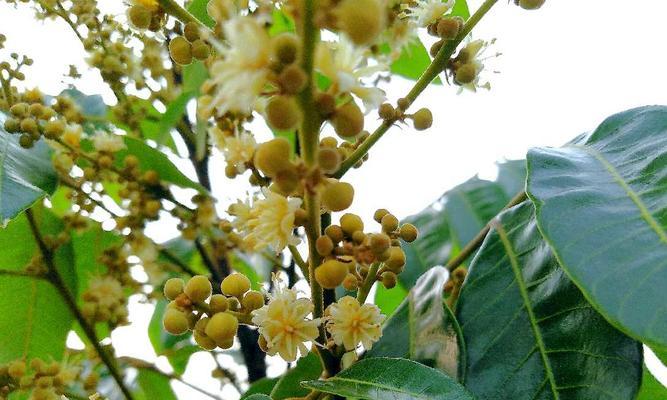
[243,395,272,400]
[108,97,178,152]
[0,208,75,363]
[186,0,215,27]
[61,88,107,117]
[451,0,470,20]
[366,267,463,377]
[135,369,178,400]
[456,202,642,399]
[401,160,525,288]
[231,251,271,291]
[156,91,195,145]
[269,9,296,36]
[374,280,407,315]
[390,41,441,85]
[526,106,667,350]
[637,365,667,400]
[302,357,474,400]
[0,113,58,222]
[271,352,322,399]
[183,61,209,94]
[115,136,205,192]
[241,377,279,399]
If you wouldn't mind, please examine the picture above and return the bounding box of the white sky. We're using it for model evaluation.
[1,0,666,398]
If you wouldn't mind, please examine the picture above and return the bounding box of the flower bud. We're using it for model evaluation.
[253,137,292,178]
[378,103,395,120]
[164,278,185,300]
[340,213,364,237]
[163,308,189,335]
[322,181,355,212]
[242,290,264,311]
[266,95,302,131]
[271,33,300,65]
[315,259,349,289]
[325,225,344,243]
[336,0,385,46]
[191,39,210,60]
[373,208,390,223]
[369,233,391,255]
[381,271,397,289]
[455,63,477,85]
[194,330,217,350]
[221,273,251,298]
[209,294,229,313]
[205,312,239,343]
[332,102,364,138]
[184,22,201,42]
[399,223,419,242]
[342,273,359,291]
[436,17,462,39]
[318,147,342,174]
[412,108,433,131]
[169,36,192,65]
[381,213,399,233]
[316,235,335,256]
[278,64,307,94]
[184,275,212,303]
[129,5,152,29]
[518,0,546,9]
[273,165,300,195]
[384,247,406,273]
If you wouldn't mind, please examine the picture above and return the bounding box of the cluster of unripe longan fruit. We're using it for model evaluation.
[168,22,211,65]
[313,209,418,291]
[162,273,264,350]
[0,358,95,400]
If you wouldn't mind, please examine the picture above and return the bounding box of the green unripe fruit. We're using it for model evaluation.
[184,22,201,42]
[336,0,385,46]
[332,102,364,138]
[518,0,545,9]
[381,213,399,233]
[191,39,210,60]
[316,235,335,256]
[209,294,229,313]
[385,247,406,273]
[318,147,342,174]
[128,5,152,29]
[412,108,433,131]
[184,275,212,303]
[322,181,355,212]
[266,95,301,131]
[315,259,349,289]
[340,213,364,236]
[373,208,390,223]
[163,308,189,335]
[399,223,419,242]
[271,33,300,65]
[205,312,239,343]
[278,64,307,94]
[369,233,391,255]
[194,330,217,350]
[242,290,264,311]
[169,36,192,65]
[381,271,397,289]
[455,63,477,85]
[325,225,344,243]
[164,278,185,300]
[221,273,251,298]
[253,137,292,178]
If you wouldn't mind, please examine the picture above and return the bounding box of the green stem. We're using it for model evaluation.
[333,0,500,179]
[288,244,310,281]
[25,210,136,400]
[357,263,380,304]
[157,0,213,34]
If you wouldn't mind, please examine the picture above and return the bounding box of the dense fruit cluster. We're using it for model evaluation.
[0,358,92,400]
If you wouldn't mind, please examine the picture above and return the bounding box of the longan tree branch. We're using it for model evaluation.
[24,209,137,400]
[157,0,214,35]
[333,0,500,179]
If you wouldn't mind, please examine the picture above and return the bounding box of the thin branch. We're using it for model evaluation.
[25,210,136,400]
[333,0,501,178]
[288,245,309,281]
[0,269,46,279]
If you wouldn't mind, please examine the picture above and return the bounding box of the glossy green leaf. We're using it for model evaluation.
[374,280,407,315]
[367,267,463,377]
[637,366,667,400]
[61,88,107,117]
[0,208,75,363]
[302,357,474,400]
[271,352,322,399]
[452,0,471,20]
[183,61,208,94]
[108,97,178,151]
[135,369,178,400]
[269,9,295,36]
[186,0,215,27]
[0,113,58,222]
[401,160,525,287]
[115,136,205,191]
[241,377,278,399]
[390,40,441,84]
[457,202,642,399]
[526,106,667,350]
[156,91,194,144]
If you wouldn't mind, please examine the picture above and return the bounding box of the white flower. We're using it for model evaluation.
[315,36,387,112]
[61,123,83,148]
[211,127,257,173]
[384,18,419,60]
[401,0,454,27]
[85,276,125,309]
[455,39,495,93]
[92,131,126,153]
[325,296,385,350]
[230,188,301,252]
[252,276,320,362]
[205,16,272,116]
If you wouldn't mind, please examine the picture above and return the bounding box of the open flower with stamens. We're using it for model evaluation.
[315,36,387,112]
[400,0,455,27]
[453,39,496,93]
[204,15,272,116]
[252,277,320,362]
[210,127,257,173]
[325,296,385,350]
[229,188,301,252]
[92,131,126,153]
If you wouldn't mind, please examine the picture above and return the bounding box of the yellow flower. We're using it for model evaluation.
[92,131,126,153]
[401,0,454,27]
[61,123,83,148]
[205,16,272,116]
[211,127,257,173]
[325,296,385,350]
[230,188,301,252]
[252,277,320,362]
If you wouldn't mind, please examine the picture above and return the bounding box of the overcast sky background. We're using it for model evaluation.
[1,0,666,398]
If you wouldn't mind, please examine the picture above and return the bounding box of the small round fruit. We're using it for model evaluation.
[340,213,364,236]
[204,312,239,343]
[399,223,419,242]
[242,290,264,311]
[169,36,192,65]
[164,278,185,300]
[163,308,189,335]
[412,108,433,131]
[315,259,349,289]
[265,95,301,131]
[209,294,229,313]
[253,137,292,178]
[332,102,364,138]
[322,181,354,212]
[184,275,212,303]
[381,271,397,289]
[221,273,251,298]
[381,213,399,233]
